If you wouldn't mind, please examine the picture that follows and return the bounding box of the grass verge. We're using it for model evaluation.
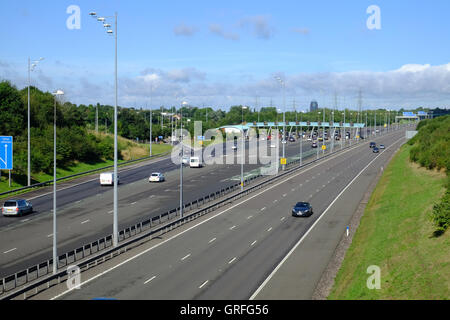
[328,144,449,299]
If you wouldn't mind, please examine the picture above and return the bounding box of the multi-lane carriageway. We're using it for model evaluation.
[29,127,408,300]
[1,137,324,277]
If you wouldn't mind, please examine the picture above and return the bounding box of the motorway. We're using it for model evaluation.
[0,137,323,277]
[33,127,408,300]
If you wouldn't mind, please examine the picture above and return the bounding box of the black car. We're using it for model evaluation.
[311,141,318,148]
[372,147,379,153]
[292,202,313,217]
[369,142,376,148]
[288,136,296,142]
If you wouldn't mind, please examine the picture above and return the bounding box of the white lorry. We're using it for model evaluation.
[100,172,120,186]
[189,157,202,168]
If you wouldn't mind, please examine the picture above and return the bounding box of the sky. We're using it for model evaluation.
[1,0,450,111]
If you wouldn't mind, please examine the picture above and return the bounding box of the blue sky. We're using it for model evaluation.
[1,0,450,110]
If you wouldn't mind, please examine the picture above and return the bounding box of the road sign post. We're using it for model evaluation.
[0,136,13,170]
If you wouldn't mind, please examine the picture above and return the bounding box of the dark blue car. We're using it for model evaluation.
[292,202,313,217]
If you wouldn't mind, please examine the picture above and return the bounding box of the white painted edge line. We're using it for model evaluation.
[251,240,257,246]
[261,207,266,211]
[209,237,216,243]
[50,133,401,300]
[228,257,237,264]
[81,220,90,224]
[249,136,405,300]
[3,248,17,254]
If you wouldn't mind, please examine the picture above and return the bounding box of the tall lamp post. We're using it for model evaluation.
[179,101,188,218]
[241,106,248,191]
[52,89,64,274]
[89,11,119,247]
[274,76,286,170]
[27,57,44,186]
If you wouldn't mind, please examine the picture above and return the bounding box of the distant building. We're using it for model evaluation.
[310,100,318,112]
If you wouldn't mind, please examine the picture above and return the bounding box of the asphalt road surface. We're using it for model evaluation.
[0,137,324,277]
[39,127,407,300]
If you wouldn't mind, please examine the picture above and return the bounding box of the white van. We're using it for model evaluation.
[189,157,202,168]
[100,172,120,186]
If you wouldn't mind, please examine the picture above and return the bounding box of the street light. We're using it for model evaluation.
[90,11,119,247]
[180,101,188,218]
[51,89,64,274]
[274,76,286,170]
[27,57,44,186]
[241,106,248,191]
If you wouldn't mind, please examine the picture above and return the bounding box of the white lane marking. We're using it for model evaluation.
[81,219,90,224]
[199,280,209,289]
[181,253,191,261]
[165,189,171,192]
[250,136,405,300]
[108,210,113,214]
[209,237,216,243]
[247,215,253,219]
[47,233,53,238]
[282,194,287,197]
[261,207,266,211]
[280,217,286,221]
[3,248,17,254]
[21,219,30,223]
[51,135,398,300]
[316,189,320,192]
[273,200,278,203]
[229,225,236,230]
[291,188,295,192]
[251,240,257,246]
[305,180,309,183]
[299,184,303,187]
[76,200,82,204]
[144,276,156,284]
[267,227,273,232]
[150,195,155,198]
[322,185,326,188]
[228,257,237,264]
[131,202,137,205]
[309,195,313,198]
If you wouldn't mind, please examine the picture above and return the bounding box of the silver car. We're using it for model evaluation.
[2,199,33,216]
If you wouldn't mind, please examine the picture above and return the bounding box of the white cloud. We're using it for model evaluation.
[209,24,240,41]
[173,23,198,36]
[239,15,275,40]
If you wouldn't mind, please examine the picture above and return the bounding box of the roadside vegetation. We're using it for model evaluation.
[330,116,450,299]
[329,144,449,299]
[408,115,450,234]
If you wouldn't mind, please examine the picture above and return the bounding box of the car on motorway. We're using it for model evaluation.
[182,156,190,165]
[232,144,237,151]
[288,136,296,142]
[100,172,120,186]
[292,202,313,217]
[149,172,165,182]
[270,143,277,148]
[379,144,385,149]
[369,142,376,148]
[2,199,33,216]
[311,141,318,148]
[307,137,312,141]
[372,147,380,153]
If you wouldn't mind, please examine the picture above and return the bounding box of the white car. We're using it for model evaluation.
[231,145,237,151]
[182,156,190,165]
[270,143,277,148]
[307,137,312,141]
[149,172,165,182]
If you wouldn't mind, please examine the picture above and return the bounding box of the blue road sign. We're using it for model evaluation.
[0,136,13,170]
